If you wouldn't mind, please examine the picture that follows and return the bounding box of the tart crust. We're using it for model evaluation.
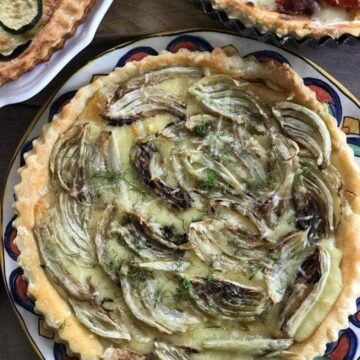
[0,0,97,86]
[13,48,360,360]
[212,0,360,39]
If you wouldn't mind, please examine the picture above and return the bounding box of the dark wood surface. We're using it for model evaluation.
[0,1,359,359]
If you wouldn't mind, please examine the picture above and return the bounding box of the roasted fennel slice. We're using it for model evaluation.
[189,218,270,273]
[202,338,293,357]
[293,159,343,241]
[188,75,268,125]
[34,223,94,300]
[96,205,189,275]
[280,245,330,339]
[131,141,193,210]
[68,298,131,340]
[50,123,120,204]
[185,275,267,322]
[154,342,198,360]
[272,102,331,168]
[33,192,96,269]
[95,205,132,281]
[105,87,186,125]
[265,230,309,304]
[120,263,201,334]
[55,192,96,266]
[104,66,203,125]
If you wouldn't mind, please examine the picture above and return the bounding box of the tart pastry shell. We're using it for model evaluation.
[211,0,360,40]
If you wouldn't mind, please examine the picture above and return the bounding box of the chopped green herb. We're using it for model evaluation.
[154,289,163,308]
[287,217,295,226]
[248,265,261,280]
[173,279,191,302]
[301,162,314,176]
[201,170,219,190]
[195,121,210,137]
[206,274,214,284]
[247,172,276,193]
[128,269,148,283]
[89,171,121,182]
[88,170,148,199]
[215,152,232,163]
[267,250,280,262]
[227,237,243,256]
[182,276,191,291]
[105,259,119,274]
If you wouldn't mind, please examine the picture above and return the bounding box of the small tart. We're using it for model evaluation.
[0,0,96,86]
[211,0,360,39]
[14,48,360,360]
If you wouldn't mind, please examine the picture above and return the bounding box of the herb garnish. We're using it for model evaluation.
[267,250,280,262]
[247,172,276,193]
[88,170,148,198]
[301,162,314,176]
[248,265,261,280]
[201,170,219,190]
[195,121,210,137]
[128,269,148,283]
[182,276,191,290]
[173,276,191,302]
[206,274,214,284]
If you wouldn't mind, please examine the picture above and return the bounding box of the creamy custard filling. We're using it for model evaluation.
[34,66,344,359]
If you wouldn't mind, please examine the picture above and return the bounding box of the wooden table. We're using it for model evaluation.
[0,1,359,359]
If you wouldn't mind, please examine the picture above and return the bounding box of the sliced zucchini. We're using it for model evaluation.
[0,27,30,61]
[0,0,42,35]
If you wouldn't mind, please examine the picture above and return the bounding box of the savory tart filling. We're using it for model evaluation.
[0,0,96,85]
[212,0,360,39]
[14,49,360,360]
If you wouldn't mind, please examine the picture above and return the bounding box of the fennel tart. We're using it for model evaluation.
[14,48,360,360]
[211,0,360,39]
[0,0,96,86]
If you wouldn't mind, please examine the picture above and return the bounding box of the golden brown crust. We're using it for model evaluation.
[13,48,360,360]
[212,0,360,39]
[0,0,97,86]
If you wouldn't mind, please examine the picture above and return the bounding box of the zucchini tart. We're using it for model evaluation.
[0,0,96,85]
[211,0,360,39]
[14,48,360,360]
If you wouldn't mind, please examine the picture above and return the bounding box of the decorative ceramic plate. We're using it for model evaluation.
[1,30,360,360]
[0,0,113,109]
